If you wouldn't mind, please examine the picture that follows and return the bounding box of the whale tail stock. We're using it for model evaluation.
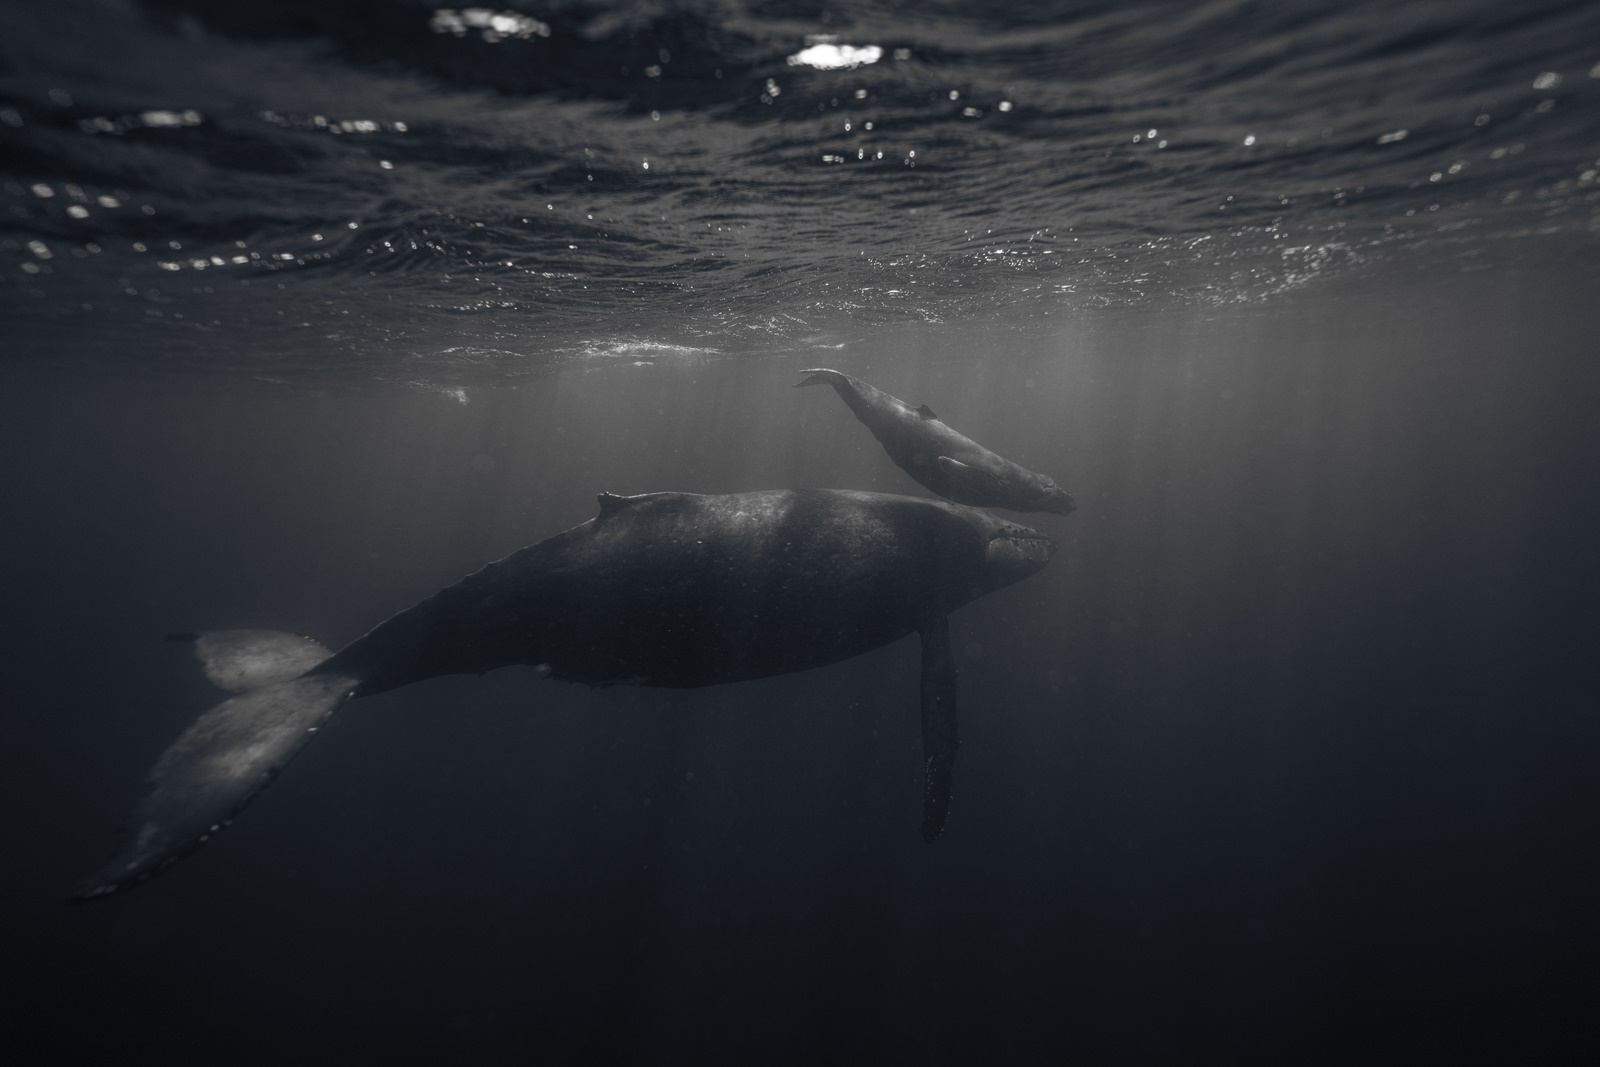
[73,630,357,900]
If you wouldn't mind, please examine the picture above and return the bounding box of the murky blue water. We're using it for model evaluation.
[4,2,1599,1061]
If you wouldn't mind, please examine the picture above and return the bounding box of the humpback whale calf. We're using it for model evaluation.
[795,368,1076,515]
[78,489,1054,898]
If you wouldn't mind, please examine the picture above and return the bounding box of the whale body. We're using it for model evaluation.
[78,489,1054,897]
[795,368,1076,515]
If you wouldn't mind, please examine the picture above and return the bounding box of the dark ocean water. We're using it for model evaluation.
[3,1,1600,1062]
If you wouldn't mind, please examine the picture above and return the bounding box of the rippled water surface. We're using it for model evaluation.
[4,0,1599,374]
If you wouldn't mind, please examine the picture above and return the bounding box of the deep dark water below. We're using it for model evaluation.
[4,258,1599,1062]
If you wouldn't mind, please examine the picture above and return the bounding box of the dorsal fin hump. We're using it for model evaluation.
[916,403,938,420]
[595,492,632,520]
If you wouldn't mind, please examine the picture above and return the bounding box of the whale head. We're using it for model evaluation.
[1031,480,1078,516]
[964,508,1056,593]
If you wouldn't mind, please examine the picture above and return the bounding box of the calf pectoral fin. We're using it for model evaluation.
[918,615,959,843]
[936,455,1010,500]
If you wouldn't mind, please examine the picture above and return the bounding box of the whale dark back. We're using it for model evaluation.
[323,489,1051,693]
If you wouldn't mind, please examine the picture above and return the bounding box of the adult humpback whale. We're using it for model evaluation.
[795,368,1076,515]
[78,489,1054,898]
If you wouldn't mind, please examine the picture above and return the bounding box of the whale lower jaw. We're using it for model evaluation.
[984,530,1055,584]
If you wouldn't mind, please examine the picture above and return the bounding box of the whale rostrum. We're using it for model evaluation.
[795,368,1076,515]
[77,489,1054,898]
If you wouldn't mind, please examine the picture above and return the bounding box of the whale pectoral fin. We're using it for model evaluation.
[917,615,959,843]
[916,403,938,420]
[936,455,1011,500]
[73,672,359,899]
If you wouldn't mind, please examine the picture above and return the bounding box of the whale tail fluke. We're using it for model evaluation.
[169,628,334,692]
[73,631,356,900]
[793,368,846,389]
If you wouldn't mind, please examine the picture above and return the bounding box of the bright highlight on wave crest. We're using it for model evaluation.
[571,340,722,364]
[77,110,203,136]
[787,40,884,71]
[429,8,551,43]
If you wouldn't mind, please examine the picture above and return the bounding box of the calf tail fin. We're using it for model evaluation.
[793,367,848,389]
[74,631,356,900]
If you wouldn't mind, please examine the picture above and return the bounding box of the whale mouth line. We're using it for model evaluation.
[989,528,1053,545]
[987,529,1056,559]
